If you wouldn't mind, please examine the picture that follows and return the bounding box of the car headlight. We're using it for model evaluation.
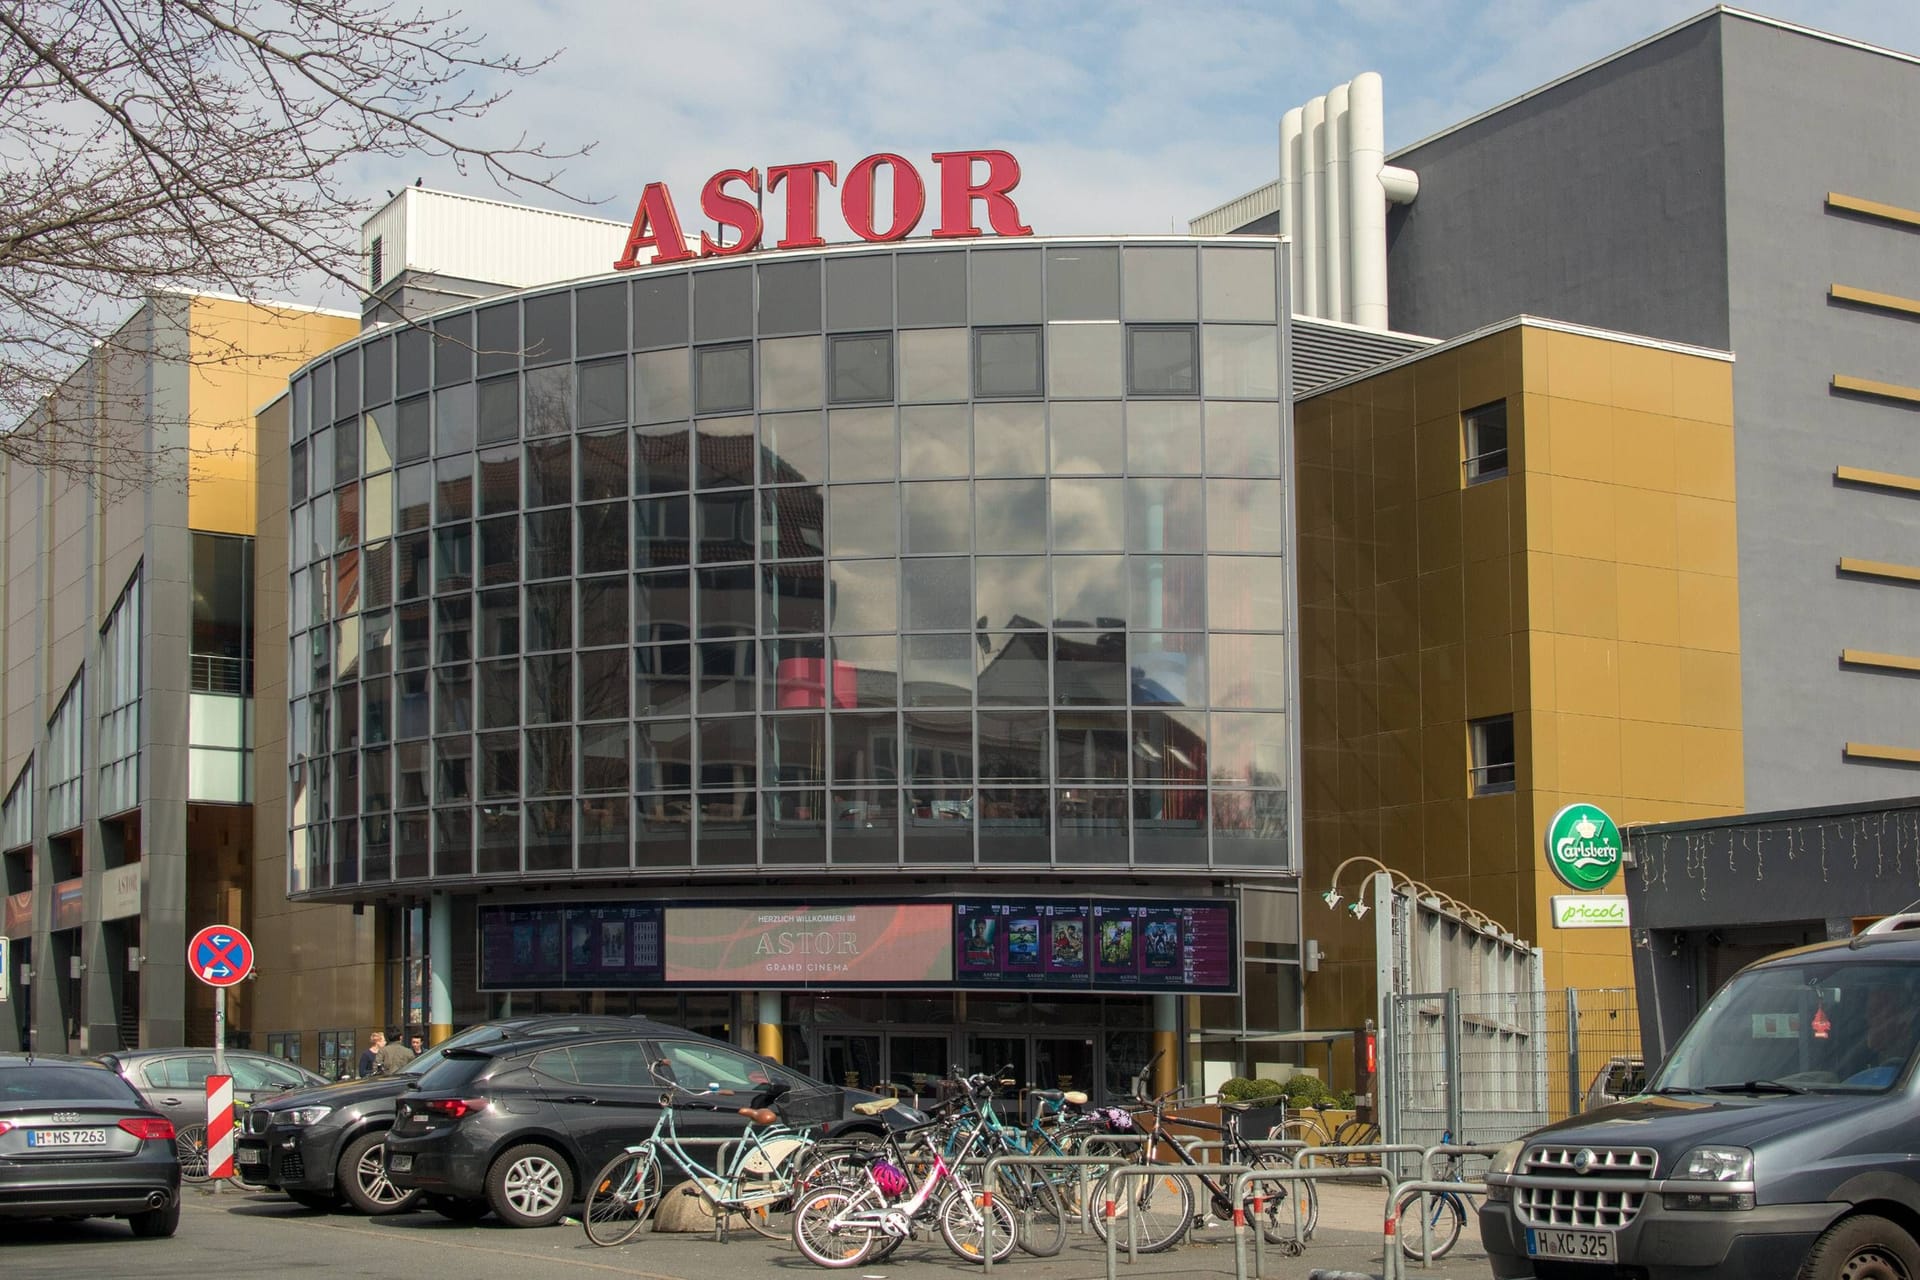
[1484,1139,1526,1202]
[280,1106,333,1127]
[1677,1146,1752,1182]
[1666,1146,1755,1211]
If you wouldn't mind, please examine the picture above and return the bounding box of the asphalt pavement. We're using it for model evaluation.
[0,1181,1492,1280]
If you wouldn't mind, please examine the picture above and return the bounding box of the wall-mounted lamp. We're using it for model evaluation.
[1303,940,1322,973]
[127,953,144,973]
[68,955,81,980]
[1347,900,1370,920]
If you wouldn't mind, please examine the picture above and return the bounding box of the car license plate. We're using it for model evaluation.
[237,1147,265,1166]
[1526,1227,1615,1260]
[388,1153,413,1172]
[28,1128,108,1148]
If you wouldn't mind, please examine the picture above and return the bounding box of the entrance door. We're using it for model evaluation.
[886,1034,952,1106]
[1033,1036,1096,1097]
[819,1033,883,1092]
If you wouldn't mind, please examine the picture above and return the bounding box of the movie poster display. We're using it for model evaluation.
[955,901,1089,986]
[478,904,663,990]
[956,899,1235,992]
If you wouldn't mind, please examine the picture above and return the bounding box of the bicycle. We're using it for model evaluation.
[1393,1131,1470,1261]
[1086,1055,1318,1254]
[581,1062,814,1247]
[790,1098,1016,1268]
[1274,1099,1382,1166]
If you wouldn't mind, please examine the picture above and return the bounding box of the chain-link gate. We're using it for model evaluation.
[1387,986,1644,1153]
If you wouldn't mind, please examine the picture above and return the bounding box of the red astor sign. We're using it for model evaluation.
[614,149,1032,270]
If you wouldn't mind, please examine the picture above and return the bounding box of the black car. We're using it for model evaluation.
[0,1053,182,1237]
[96,1048,326,1180]
[385,1027,926,1227]
[234,1014,655,1216]
[1482,919,1920,1279]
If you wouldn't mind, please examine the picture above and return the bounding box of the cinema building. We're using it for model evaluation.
[257,176,1433,1097]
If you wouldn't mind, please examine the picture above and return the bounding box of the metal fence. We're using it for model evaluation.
[1386,986,1642,1152]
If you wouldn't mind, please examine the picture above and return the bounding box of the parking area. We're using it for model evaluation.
[0,1181,1491,1279]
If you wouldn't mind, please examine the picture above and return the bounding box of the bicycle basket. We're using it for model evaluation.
[872,1160,910,1198]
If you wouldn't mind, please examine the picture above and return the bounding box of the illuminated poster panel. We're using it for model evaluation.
[665,904,953,985]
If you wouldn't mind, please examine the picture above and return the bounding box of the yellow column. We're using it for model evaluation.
[756,991,783,1060]
[1153,995,1179,1097]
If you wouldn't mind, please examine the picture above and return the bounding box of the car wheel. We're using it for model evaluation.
[426,1194,491,1222]
[336,1131,422,1215]
[174,1124,210,1183]
[485,1143,574,1229]
[1800,1214,1920,1280]
[128,1200,180,1238]
[286,1190,340,1210]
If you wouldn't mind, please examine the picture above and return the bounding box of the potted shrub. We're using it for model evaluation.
[1219,1076,1288,1142]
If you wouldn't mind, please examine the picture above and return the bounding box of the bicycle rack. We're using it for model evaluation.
[1231,1164,1403,1280]
[978,1152,1128,1275]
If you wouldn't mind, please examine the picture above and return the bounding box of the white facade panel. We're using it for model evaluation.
[362,188,630,295]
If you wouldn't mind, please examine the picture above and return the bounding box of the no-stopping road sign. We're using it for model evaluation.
[188,925,254,988]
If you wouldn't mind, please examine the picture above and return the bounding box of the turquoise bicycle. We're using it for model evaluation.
[581,1060,815,1247]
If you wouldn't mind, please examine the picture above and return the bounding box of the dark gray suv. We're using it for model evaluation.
[234,1015,658,1215]
[1482,921,1920,1279]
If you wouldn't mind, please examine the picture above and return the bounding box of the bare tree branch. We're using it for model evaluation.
[0,0,583,487]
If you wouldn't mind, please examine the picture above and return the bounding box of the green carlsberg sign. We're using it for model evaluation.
[1545,803,1623,891]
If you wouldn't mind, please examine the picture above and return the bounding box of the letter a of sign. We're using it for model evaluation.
[614,182,694,269]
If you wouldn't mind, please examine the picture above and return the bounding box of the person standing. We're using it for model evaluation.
[356,1030,384,1078]
[374,1026,416,1075]
[408,1032,425,1058]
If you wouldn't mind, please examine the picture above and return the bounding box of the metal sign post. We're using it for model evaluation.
[188,925,254,1196]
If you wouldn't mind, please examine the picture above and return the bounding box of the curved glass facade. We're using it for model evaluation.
[283,239,1295,895]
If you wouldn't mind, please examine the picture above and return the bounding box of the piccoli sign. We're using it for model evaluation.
[1545,803,1624,892]
[612,149,1033,269]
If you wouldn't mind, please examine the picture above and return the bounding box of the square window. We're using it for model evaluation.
[694,343,753,416]
[1470,714,1516,795]
[829,333,893,404]
[1464,400,1509,483]
[973,327,1043,399]
[1128,325,1198,396]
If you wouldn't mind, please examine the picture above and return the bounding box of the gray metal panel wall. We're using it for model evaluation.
[1385,17,1731,348]
[1289,320,1432,395]
[1719,17,1920,805]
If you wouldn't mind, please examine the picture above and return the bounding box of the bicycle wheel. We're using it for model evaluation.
[792,1186,878,1268]
[1249,1151,1318,1245]
[997,1165,1067,1258]
[1333,1120,1383,1165]
[938,1184,1020,1265]
[1396,1189,1466,1260]
[583,1148,659,1247]
[1087,1166,1194,1255]
[739,1141,812,1241]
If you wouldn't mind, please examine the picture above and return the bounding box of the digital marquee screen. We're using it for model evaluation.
[479,898,1236,993]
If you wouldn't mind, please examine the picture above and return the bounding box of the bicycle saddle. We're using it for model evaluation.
[852,1097,899,1116]
[1030,1089,1090,1106]
[737,1106,779,1126]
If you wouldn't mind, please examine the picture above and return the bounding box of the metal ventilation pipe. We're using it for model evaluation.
[1346,72,1389,330]
[1279,107,1304,309]
[1299,95,1325,318]
[1324,81,1350,324]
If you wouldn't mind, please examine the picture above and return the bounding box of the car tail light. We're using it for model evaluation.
[422,1098,489,1120]
[0,1121,13,1136]
[119,1118,177,1141]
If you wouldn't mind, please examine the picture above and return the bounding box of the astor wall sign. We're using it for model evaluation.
[1545,803,1624,892]
[614,149,1032,269]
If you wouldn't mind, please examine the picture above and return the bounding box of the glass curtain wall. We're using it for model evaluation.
[283,241,1294,892]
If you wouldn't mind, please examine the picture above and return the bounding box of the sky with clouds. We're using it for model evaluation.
[361,1,1920,256]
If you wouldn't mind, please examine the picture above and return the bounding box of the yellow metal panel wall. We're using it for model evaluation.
[1296,322,1743,1045]
[186,298,358,535]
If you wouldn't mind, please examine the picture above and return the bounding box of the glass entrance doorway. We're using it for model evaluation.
[817,1031,955,1106]
[964,1034,1098,1115]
